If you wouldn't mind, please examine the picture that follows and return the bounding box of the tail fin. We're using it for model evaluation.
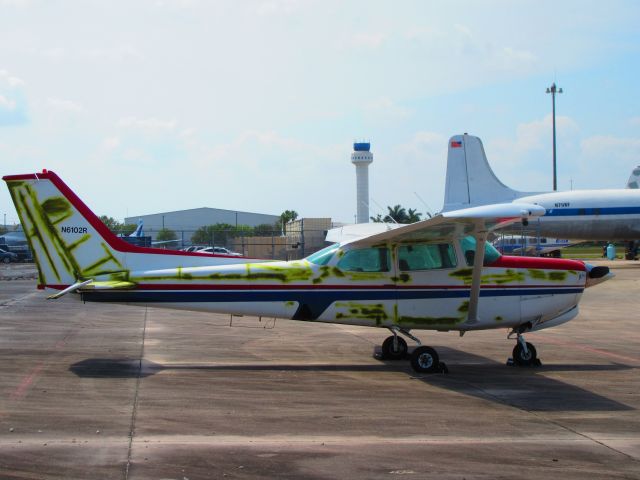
[442,134,538,211]
[3,171,129,288]
[4,170,257,289]
[626,166,640,189]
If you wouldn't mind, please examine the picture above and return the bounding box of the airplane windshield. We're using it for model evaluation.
[306,244,340,266]
[460,236,501,266]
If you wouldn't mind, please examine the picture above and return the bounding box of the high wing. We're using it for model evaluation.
[346,203,545,248]
[346,203,546,326]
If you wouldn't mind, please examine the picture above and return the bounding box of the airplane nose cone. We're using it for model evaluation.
[585,263,614,288]
[587,265,610,279]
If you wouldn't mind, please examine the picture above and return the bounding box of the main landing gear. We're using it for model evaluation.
[508,331,541,367]
[380,327,447,374]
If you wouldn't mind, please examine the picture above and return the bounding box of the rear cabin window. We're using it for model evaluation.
[337,247,390,272]
[397,243,457,271]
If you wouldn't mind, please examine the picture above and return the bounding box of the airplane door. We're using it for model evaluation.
[320,245,397,327]
[395,243,464,330]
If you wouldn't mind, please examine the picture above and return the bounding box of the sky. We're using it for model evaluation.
[1,0,639,227]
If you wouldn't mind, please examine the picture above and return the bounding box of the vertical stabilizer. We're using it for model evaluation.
[442,134,536,211]
[4,171,127,287]
[626,166,640,189]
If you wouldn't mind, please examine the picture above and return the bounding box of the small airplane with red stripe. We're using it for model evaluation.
[3,170,612,373]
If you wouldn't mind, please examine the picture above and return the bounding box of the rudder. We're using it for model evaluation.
[442,134,534,211]
[4,171,127,288]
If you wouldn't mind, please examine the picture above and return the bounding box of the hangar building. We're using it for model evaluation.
[125,207,279,237]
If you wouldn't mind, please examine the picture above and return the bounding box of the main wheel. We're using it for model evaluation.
[410,346,439,373]
[512,342,537,366]
[381,335,408,360]
[2,257,9,264]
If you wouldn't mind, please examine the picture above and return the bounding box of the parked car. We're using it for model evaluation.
[0,248,18,263]
[180,245,207,253]
[196,246,243,256]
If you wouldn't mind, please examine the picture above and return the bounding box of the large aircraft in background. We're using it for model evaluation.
[442,134,640,240]
[4,170,612,373]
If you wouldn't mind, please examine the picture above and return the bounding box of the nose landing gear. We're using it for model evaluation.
[508,332,541,367]
[380,327,448,374]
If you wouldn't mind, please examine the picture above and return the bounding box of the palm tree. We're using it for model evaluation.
[370,205,422,224]
[279,210,298,234]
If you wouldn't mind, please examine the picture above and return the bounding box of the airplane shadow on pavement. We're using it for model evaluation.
[69,345,635,413]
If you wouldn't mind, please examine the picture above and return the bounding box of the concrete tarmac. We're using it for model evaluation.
[0,262,638,479]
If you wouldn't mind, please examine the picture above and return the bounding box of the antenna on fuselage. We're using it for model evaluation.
[370,198,399,224]
[413,191,434,218]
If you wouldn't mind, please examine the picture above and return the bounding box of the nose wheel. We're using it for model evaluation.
[509,333,541,367]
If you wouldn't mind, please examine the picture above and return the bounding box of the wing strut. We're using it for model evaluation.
[466,228,488,325]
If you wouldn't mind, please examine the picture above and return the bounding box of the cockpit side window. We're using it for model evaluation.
[336,247,390,272]
[397,243,457,271]
[306,244,339,266]
[460,236,502,266]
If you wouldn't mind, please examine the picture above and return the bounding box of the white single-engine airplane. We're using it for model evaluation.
[4,170,612,373]
[443,134,640,240]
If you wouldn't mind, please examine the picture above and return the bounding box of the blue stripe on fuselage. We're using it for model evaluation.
[80,287,583,304]
[545,206,640,216]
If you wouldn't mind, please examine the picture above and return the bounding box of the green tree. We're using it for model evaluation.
[191,223,236,246]
[120,223,138,236]
[254,223,279,236]
[370,205,422,224]
[406,208,422,223]
[99,215,122,232]
[279,210,298,234]
[156,228,177,242]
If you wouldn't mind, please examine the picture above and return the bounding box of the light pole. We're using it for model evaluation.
[546,82,563,191]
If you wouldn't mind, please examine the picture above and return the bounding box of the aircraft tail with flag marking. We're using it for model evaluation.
[443,134,541,212]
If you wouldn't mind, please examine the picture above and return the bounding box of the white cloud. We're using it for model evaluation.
[351,33,386,49]
[364,97,412,122]
[0,95,17,111]
[47,97,84,114]
[0,70,24,88]
[101,136,121,151]
[629,117,640,127]
[83,46,144,63]
[581,135,640,164]
[117,116,177,132]
[0,0,30,7]
[0,69,28,126]
[253,0,305,15]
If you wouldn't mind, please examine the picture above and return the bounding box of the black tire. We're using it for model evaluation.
[381,336,408,360]
[2,257,9,264]
[512,342,537,366]
[410,346,439,373]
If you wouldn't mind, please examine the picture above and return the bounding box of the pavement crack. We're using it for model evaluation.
[124,306,148,480]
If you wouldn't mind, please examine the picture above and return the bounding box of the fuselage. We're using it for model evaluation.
[517,190,640,240]
[76,238,587,334]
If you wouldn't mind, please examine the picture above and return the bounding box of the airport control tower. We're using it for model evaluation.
[351,142,373,223]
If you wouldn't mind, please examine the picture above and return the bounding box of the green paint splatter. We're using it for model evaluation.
[528,269,547,280]
[41,197,72,224]
[397,315,462,327]
[334,302,389,325]
[457,300,469,313]
[391,273,411,283]
[548,271,567,281]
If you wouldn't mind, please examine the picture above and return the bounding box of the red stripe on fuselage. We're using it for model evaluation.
[3,171,260,259]
[488,255,585,271]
